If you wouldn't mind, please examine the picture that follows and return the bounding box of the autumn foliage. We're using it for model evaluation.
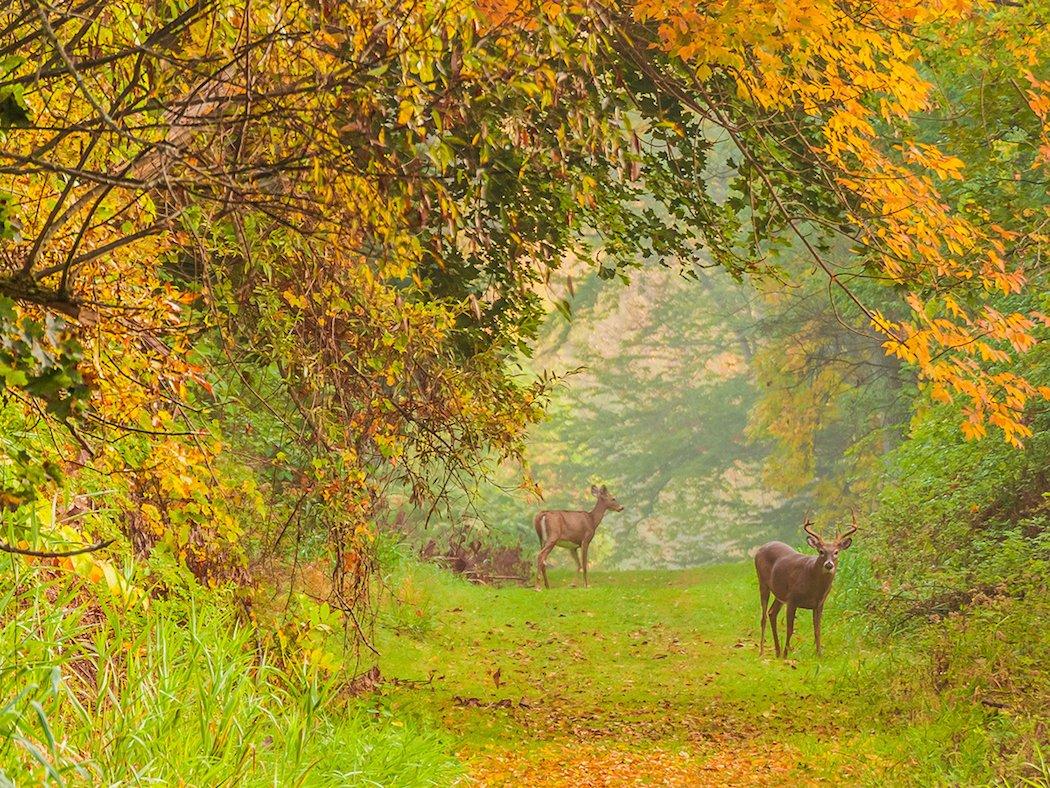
[0,0,1046,607]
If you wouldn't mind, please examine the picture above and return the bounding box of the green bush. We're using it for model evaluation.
[841,378,1050,780]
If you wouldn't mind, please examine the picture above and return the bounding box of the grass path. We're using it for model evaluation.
[378,562,992,785]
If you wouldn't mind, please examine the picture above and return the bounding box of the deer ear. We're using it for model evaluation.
[838,537,853,550]
[806,535,821,550]
[600,485,608,494]
[590,485,599,495]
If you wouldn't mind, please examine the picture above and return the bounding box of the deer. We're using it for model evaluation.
[534,485,624,590]
[754,512,857,658]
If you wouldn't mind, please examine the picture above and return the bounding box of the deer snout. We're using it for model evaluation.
[823,560,835,573]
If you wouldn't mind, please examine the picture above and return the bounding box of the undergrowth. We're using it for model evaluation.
[0,557,460,786]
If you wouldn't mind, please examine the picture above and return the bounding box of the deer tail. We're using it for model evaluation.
[534,512,548,544]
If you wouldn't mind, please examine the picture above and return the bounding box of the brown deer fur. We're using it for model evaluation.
[754,514,856,657]
[534,485,623,589]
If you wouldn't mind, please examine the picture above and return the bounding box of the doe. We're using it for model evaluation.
[534,485,623,589]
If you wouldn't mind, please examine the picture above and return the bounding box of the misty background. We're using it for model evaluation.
[473,264,816,569]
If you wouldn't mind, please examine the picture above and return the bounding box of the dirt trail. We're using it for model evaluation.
[467,741,798,786]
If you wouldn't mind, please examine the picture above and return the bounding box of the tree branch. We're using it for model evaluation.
[0,538,114,558]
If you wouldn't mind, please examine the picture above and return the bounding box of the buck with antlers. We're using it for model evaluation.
[534,485,624,590]
[754,513,857,657]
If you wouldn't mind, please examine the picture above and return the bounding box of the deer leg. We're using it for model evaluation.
[768,599,783,658]
[570,548,582,586]
[536,540,557,590]
[581,543,590,588]
[542,542,557,589]
[784,604,797,658]
[813,605,823,657]
[759,583,771,656]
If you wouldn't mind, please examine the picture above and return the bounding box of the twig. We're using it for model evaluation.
[0,538,114,558]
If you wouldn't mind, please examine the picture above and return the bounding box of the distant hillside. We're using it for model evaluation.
[478,264,807,569]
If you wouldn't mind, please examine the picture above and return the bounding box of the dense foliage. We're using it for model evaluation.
[0,0,1047,781]
[0,0,1045,584]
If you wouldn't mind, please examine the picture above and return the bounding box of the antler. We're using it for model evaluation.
[802,512,822,542]
[836,510,859,541]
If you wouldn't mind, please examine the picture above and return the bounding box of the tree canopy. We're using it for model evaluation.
[0,0,1046,588]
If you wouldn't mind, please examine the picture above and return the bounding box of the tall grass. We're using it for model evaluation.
[0,561,461,786]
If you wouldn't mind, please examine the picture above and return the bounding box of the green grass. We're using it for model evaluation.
[3,556,1042,785]
[377,559,1044,785]
[0,566,461,786]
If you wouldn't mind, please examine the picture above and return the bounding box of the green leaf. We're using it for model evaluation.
[30,701,55,751]
[0,86,30,127]
[14,736,63,785]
